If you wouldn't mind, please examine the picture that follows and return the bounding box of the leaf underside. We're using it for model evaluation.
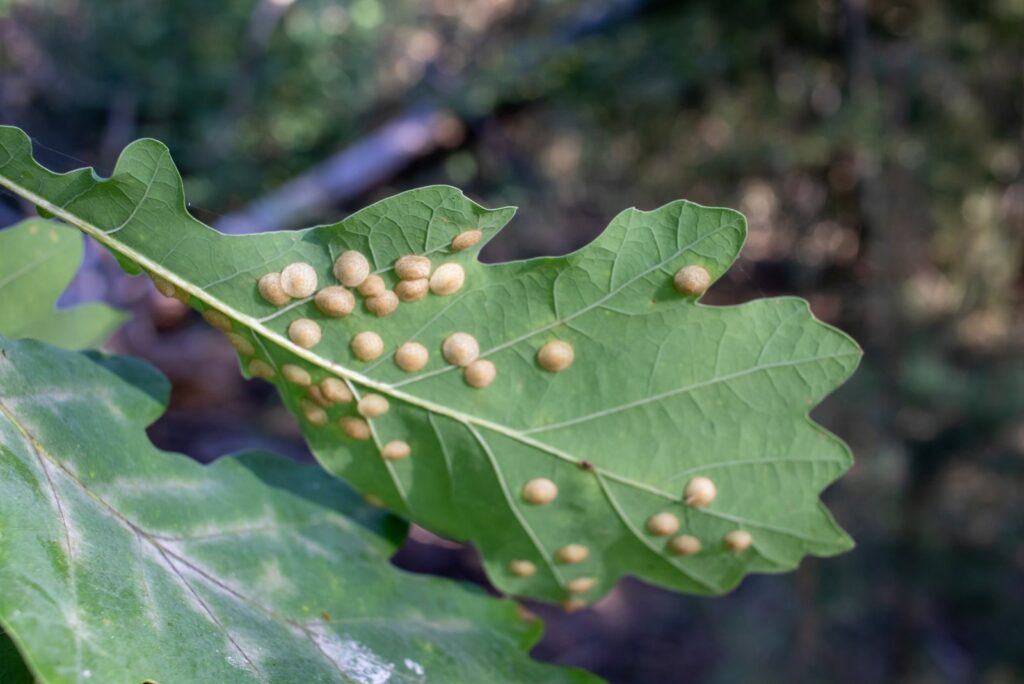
[0,218,127,349]
[0,336,597,684]
[0,125,862,605]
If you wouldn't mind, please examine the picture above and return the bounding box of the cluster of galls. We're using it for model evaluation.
[510,472,751,609]
[153,243,722,610]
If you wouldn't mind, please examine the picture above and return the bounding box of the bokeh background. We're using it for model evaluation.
[2,1,1022,682]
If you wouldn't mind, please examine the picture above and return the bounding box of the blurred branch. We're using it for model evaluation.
[213,0,650,233]
[215,107,461,233]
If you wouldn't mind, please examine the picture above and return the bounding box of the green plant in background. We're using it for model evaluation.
[0,125,860,681]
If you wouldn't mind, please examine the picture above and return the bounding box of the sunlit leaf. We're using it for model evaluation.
[0,126,861,605]
[0,336,597,684]
[0,218,126,349]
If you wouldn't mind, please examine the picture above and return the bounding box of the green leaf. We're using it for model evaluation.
[0,336,598,684]
[0,218,127,349]
[0,125,862,604]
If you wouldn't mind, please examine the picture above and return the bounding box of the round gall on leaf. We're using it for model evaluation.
[537,340,574,372]
[314,286,355,318]
[300,400,328,426]
[357,394,390,418]
[307,384,331,407]
[521,478,558,505]
[320,377,353,404]
[288,318,322,349]
[556,544,589,565]
[646,512,680,537]
[562,598,587,612]
[464,359,496,388]
[451,229,483,252]
[282,364,312,386]
[673,264,711,296]
[258,272,291,306]
[280,262,318,298]
[381,440,411,461]
[509,560,536,577]
[429,262,465,296]
[724,530,753,552]
[226,333,255,356]
[339,416,371,441]
[357,274,387,297]
[151,274,177,298]
[334,250,370,287]
[395,278,429,302]
[684,476,717,508]
[394,255,431,280]
[202,308,232,333]
[351,331,384,361]
[442,332,480,367]
[248,359,275,379]
[668,535,702,556]
[395,342,429,372]
[566,577,596,594]
[365,290,399,317]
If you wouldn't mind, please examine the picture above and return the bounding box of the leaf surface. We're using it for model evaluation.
[0,218,126,349]
[0,126,862,604]
[0,336,597,684]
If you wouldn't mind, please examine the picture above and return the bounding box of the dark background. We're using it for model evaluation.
[1,1,1022,682]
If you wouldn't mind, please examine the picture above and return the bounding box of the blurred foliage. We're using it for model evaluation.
[0,0,1022,682]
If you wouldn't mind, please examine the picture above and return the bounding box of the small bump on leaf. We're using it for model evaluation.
[724,530,753,552]
[451,229,482,252]
[320,377,353,403]
[202,308,232,333]
[300,399,328,426]
[226,333,255,356]
[566,577,596,594]
[315,286,355,317]
[673,265,711,296]
[443,332,480,367]
[521,478,558,505]
[646,512,680,537]
[684,476,717,508]
[509,560,536,577]
[357,394,390,417]
[248,359,275,379]
[668,535,702,556]
[381,440,411,461]
[280,262,318,298]
[556,544,589,565]
[357,274,387,297]
[334,250,370,287]
[429,262,465,296]
[352,331,384,361]
[288,318,322,349]
[395,255,431,280]
[282,364,312,386]
[340,416,371,440]
[395,278,429,302]
[395,342,429,372]
[537,340,574,372]
[258,272,291,306]
[464,359,496,388]
[151,274,177,298]
[366,290,399,317]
